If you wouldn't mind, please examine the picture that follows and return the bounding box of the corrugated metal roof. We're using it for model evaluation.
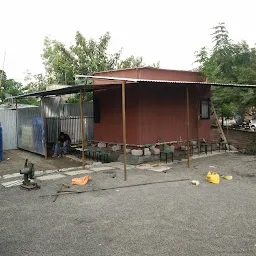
[9,83,122,99]
[83,75,256,88]
[10,75,256,99]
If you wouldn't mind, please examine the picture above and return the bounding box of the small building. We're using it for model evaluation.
[92,67,211,146]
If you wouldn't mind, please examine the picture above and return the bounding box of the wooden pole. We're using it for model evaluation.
[122,81,127,181]
[226,119,229,141]
[42,97,48,159]
[186,87,190,168]
[79,88,85,169]
[15,99,18,148]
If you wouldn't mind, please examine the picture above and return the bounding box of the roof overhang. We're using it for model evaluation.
[9,75,256,99]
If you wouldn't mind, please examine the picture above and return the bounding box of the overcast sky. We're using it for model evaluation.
[0,0,255,83]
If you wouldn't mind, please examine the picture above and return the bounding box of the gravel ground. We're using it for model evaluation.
[0,153,256,256]
[0,150,82,176]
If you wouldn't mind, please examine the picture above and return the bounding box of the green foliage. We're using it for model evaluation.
[23,71,47,92]
[5,79,23,96]
[0,70,47,106]
[0,70,26,102]
[0,70,7,87]
[195,22,256,120]
[0,70,7,101]
[42,38,74,85]
[42,31,160,90]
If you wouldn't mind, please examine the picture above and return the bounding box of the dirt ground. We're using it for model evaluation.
[0,150,82,175]
[0,153,256,255]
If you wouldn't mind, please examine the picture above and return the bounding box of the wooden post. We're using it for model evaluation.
[42,97,48,159]
[226,119,229,141]
[186,87,190,168]
[122,81,127,181]
[15,99,18,148]
[79,88,85,169]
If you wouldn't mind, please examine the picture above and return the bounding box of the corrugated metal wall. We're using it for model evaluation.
[17,107,45,155]
[46,117,94,144]
[42,98,94,144]
[0,99,94,153]
[0,110,17,150]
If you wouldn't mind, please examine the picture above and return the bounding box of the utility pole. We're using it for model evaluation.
[0,51,6,89]
[0,52,6,103]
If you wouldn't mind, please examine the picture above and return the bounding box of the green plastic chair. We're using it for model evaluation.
[160,149,174,164]
[98,151,109,163]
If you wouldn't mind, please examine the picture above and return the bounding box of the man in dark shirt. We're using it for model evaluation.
[52,132,71,157]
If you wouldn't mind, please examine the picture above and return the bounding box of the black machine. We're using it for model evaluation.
[20,159,40,190]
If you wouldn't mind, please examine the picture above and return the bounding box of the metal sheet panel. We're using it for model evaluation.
[42,97,61,118]
[17,107,45,155]
[63,103,93,117]
[0,110,17,150]
[44,102,94,143]
[45,118,61,144]
[46,117,94,144]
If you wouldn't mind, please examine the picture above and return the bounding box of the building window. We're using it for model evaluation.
[200,99,210,120]
[93,95,101,123]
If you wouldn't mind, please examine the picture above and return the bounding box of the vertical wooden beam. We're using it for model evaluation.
[226,120,229,141]
[15,99,18,148]
[186,87,190,168]
[79,88,85,169]
[122,81,127,181]
[42,97,48,159]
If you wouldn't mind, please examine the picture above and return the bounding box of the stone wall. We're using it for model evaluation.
[211,127,256,149]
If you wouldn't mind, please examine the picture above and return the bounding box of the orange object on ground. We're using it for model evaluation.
[72,176,91,185]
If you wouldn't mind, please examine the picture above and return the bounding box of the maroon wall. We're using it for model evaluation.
[93,67,206,85]
[94,86,141,144]
[94,83,211,145]
[138,84,210,144]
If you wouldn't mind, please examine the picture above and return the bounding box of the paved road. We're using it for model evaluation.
[0,153,256,256]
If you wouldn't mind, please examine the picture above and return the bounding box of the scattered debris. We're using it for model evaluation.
[221,175,233,180]
[72,176,91,186]
[40,178,190,198]
[191,180,200,185]
[53,184,64,202]
[53,183,71,202]
[102,170,116,178]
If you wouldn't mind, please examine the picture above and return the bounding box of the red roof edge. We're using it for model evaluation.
[93,66,203,75]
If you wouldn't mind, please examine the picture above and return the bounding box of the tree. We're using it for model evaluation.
[5,79,23,96]
[24,71,47,92]
[0,70,7,101]
[42,31,159,87]
[0,70,26,102]
[195,22,256,122]
[42,38,74,85]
